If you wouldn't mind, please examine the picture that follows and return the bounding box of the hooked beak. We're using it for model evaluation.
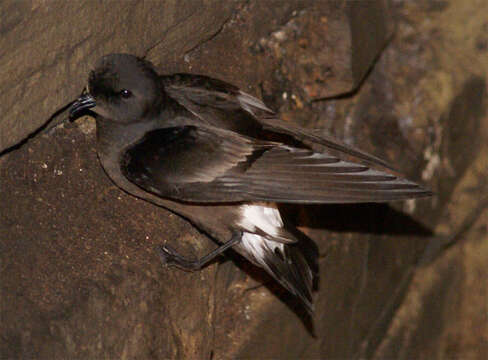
[69,89,96,119]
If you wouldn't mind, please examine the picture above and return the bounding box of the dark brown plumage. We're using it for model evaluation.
[70,53,431,313]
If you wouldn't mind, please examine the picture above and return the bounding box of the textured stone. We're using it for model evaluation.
[0,0,239,152]
[1,0,488,359]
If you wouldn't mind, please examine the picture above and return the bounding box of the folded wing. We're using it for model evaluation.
[121,125,431,203]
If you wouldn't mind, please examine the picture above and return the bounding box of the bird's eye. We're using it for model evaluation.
[120,89,132,98]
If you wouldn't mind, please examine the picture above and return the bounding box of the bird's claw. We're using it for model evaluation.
[157,244,183,267]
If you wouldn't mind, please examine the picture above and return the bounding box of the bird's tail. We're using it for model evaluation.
[239,232,317,313]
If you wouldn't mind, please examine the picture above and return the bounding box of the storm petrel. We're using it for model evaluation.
[70,53,431,312]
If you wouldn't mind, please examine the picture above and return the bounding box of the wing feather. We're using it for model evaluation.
[121,125,431,203]
[120,74,434,203]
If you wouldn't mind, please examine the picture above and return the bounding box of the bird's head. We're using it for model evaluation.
[70,53,161,123]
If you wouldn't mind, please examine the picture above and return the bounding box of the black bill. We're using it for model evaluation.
[69,90,96,119]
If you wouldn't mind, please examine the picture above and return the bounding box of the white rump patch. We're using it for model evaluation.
[241,232,284,260]
[238,203,283,237]
[238,203,286,261]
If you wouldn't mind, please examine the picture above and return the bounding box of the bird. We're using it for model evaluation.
[69,53,431,313]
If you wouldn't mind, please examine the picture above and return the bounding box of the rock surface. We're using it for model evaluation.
[1,0,487,359]
[0,0,238,152]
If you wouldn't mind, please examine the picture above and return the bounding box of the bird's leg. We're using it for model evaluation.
[157,232,241,271]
